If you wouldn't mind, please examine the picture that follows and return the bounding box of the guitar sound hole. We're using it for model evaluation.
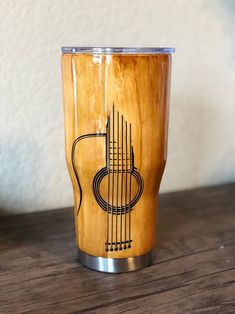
[93,167,143,214]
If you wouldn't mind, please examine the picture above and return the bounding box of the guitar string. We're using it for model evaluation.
[124,120,128,249]
[120,115,124,250]
[128,124,132,248]
[106,114,110,251]
[111,104,115,251]
[115,111,119,250]
[105,107,134,250]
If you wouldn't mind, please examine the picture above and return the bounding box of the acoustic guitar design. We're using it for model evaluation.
[71,105,144,251]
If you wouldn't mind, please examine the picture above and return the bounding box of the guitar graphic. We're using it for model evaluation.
[71,105,144,251]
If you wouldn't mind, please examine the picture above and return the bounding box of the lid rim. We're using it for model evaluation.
[61,47,175,54]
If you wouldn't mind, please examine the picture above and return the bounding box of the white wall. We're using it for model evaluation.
[0,0,235,215]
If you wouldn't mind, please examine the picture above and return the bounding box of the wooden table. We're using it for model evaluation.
[0,184,234,313]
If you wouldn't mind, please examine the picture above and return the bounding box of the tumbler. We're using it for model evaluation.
[61,47,174,273]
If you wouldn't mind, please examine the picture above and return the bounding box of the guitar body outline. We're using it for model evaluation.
[71,106,144,251]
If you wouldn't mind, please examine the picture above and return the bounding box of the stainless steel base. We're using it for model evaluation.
[77,248,154,273]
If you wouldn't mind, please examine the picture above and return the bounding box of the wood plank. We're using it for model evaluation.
[0,184,234,313]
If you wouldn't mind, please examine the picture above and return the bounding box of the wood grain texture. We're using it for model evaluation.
[0,184,234,313]
[61,53,171,258]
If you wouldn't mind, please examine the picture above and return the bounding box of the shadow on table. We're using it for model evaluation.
[0,206,76,258]
[156,181,235,265]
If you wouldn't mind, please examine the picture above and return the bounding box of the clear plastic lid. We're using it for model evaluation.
[61,47,175,55]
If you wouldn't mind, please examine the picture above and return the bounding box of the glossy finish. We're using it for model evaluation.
[62,47,175,54]
[78,248,154,273]
[61,51,172,270]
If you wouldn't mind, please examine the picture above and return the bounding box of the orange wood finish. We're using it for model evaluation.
[61,53,172,258]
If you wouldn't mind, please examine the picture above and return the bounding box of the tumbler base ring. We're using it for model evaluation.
[77,248,154,273]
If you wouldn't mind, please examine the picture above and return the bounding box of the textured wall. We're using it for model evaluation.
[0,0,235,214]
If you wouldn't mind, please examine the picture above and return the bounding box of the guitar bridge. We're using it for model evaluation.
[105,240,133,251]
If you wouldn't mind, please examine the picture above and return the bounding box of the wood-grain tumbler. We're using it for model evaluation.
[61,47,174,272]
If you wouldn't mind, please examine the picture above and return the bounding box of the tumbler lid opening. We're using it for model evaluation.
[61,47,175,54]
